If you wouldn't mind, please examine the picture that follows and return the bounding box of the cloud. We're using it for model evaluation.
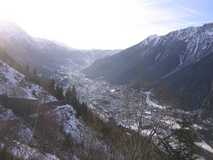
[139,0,203,27]
[181,7,201,16]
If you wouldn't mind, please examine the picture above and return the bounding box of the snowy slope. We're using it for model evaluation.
[0,101,108,160]
[138,23,213,68]
[0,59,56,102]
[0,104,60,160]
[53,104,84,143]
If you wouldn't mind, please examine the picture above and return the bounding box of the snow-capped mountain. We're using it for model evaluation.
[84,22,213,108]
[154,23,213,70]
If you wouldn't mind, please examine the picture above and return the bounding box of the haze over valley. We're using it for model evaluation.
[0,1,213,160]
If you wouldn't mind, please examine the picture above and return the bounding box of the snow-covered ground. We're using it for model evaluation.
[195,141,213,153]
[0,104,59,160]
[0,60,56,102]
[53,104,106,150]
[54,104,84,143]
[145,91,166,110]
[9,141,60,160]
[0,104,17,121]
[57,72,188,136]
[0,98,105,160]
[52,69,213,159]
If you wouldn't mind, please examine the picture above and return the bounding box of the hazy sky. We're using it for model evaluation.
[0,0,212,49]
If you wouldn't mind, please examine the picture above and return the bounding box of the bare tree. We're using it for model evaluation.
[118,86,166,160]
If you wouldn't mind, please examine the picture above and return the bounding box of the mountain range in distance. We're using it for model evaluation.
[0,22,120,73]
[84,23,213,110]
[1,21,213,110]
[1,21,213,160]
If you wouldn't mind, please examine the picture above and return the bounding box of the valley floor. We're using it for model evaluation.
[57,71,213,160]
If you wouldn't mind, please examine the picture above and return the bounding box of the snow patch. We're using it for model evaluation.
[17,126,33,144]
[0,60,24,85]
[0,105,17,121]
[110,89,116,93]
[141,129,154,136]
[54,104,83,143]
[193,124,203,130]
[145,91,166,109]
[195,141,213,153]
[140,35,159,46]
[162,119,181,129]
[206,30,213,36]
[0,60,56,102]
[193,37,200,56]
[10,141,60,160]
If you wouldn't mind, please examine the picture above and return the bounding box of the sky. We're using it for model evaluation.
[0,0,212,49]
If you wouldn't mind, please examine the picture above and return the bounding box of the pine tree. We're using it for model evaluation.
[65,86,72,103]
[71,85,77,98]
[26,64,30,75]
[33,68,37,77]
[56,84,64,100]
[66,85,77,106]
[48,79,56,95]
[81,102,88,115]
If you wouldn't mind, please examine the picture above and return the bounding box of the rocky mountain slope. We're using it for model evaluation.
[0,22,120,73]
[0,98,99,160]
[0,49,109,160]
[0,58,55,102]
[1,21,213,159]
[84,23,213,109]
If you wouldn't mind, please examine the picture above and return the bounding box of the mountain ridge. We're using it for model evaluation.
[83,22,213,109]
[0,22,120,74]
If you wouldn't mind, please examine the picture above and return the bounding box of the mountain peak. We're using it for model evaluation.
[84,21,213,85]
[203,22,213,29]
[139,34,160,47]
